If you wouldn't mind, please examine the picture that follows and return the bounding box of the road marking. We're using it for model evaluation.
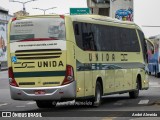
[0,103,8,107]
[102,117,117,120]
[16,106,25,108]
[149,85,160,87]
[138,100,149,104]
[27,102,36,105]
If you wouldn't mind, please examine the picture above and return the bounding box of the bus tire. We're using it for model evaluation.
[156,73,160,78]
[155,65,157,77]
[36,100,56,108]
[93,81,102,107]
[129,79,140,99]
[149,72,151,75]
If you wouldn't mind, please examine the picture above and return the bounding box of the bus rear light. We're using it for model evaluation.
[12,17,17,21]
[61,65,74,85]
[60,15,65,19]
[8,67,19,87]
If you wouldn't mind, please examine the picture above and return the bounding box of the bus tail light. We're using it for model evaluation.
[61,65,74,85]
[60,15,65,19]
[12,17,17,21]
[8,67,19,87]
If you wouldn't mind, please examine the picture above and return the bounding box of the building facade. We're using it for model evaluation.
[87,0,133,21]
[0,6,12,69]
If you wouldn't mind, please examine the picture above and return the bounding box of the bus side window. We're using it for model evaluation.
[82,23,95,51]
[74,24,79,35]
[74,22,83,50]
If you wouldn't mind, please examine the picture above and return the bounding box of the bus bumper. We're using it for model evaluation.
[10,81,76,100]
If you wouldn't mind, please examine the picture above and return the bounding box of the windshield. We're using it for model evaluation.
[10,17,65,42]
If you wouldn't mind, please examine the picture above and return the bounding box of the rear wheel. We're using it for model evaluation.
[154,65,157,77]
[129,79,140,99]
[149,72,151,75]
[36,100,57,108]
[93,82,102,107]
[156,72,160,78]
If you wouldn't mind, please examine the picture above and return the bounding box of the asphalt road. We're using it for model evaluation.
[0,70,160,120]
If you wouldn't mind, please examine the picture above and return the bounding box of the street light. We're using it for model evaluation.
[33,7,57,15]
[11,0,38,12]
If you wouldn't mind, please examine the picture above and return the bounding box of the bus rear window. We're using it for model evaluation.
[10,17,65,42]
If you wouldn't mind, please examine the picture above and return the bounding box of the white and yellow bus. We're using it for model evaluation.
[7,15,149,108]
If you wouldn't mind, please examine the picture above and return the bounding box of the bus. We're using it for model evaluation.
[146,38,154,74]
[146,38,160,77]
[8,15,149,108]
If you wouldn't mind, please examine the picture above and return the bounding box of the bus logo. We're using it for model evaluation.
[11,56,17,63]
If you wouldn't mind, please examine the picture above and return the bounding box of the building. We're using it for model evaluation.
[87,0,110,16]
[0,6,12,69]
[87,0,133,21]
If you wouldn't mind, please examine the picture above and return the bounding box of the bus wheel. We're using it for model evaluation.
[129,79,140,99]
[36,100,57,108]
[149,72,151,75]
[155,66,157,77]
[157,73,160,78]
[93,81,102,107]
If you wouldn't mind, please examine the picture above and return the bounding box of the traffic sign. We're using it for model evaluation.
[70,8,91,15]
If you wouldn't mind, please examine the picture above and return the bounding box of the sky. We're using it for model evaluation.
[1,0,160,38]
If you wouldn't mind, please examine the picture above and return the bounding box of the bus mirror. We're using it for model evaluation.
[151,49,154,54]
[146,39,155,54]
[151,46,154,54]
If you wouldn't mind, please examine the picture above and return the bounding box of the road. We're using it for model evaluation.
[0,70,160,120]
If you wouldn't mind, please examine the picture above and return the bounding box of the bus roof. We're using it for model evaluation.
[12,14,142,31]
[68,15,141,30]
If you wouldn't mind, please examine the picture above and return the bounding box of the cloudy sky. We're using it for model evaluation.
[1,0,160,38]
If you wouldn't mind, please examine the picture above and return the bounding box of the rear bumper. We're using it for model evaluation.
[10,81,76,101]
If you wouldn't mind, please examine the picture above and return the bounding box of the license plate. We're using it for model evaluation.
[35,90,45,95]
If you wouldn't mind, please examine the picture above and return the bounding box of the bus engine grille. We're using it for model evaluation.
[15,49,62,60]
